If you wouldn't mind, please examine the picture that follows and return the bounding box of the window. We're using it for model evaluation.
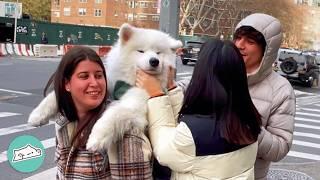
[4,3,16,17]
[64,8,71,16]
[152,15,159,21]
[152,2,158,8]
[79,8,86,16]
[53,12,60,17]
[65,0,71,2]
[139,2,148,8]
[127,13,133,21]
[138,14,148,20]
[79,0,87,3]
[95,0,102,3]
[95,9,102,17]
[114,10,118,16]
[54,0,60,6]
[128,1,135,8]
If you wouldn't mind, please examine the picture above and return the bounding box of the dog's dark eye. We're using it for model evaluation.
[156,52,161,55]
[138,50,144,53]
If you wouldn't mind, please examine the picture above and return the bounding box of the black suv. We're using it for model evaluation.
[275,49,319,87]
[181,41,203,65]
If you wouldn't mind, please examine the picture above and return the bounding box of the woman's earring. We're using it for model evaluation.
[66,88,70,92]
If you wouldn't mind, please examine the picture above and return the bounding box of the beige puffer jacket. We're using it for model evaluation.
[235,13,296,180]
[147,87,258,180]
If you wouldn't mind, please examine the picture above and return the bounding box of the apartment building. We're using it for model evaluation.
[294,0,320,7]
[0,1,22,18]
[51,0,160,29]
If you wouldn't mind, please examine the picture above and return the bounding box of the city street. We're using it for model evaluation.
[0,56,319,179]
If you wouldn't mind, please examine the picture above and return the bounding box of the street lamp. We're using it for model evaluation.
[14,0,19,43]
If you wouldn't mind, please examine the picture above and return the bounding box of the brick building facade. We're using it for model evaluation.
[51,0,160,29]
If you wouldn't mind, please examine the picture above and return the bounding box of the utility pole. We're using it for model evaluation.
[159,0,180,39]
[14,0,19,43]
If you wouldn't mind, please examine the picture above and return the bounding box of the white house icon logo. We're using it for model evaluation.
[12,144,42,163]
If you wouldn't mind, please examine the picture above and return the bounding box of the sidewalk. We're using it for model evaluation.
[5,55,61,62]
[269,161,319,180]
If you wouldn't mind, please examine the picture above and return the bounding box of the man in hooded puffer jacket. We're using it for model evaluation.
[233,13,296,180]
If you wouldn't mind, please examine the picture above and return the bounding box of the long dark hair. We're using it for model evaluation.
[179,38,261,145]
[44,46,107,148]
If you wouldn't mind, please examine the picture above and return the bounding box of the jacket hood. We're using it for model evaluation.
[235,13,282,85]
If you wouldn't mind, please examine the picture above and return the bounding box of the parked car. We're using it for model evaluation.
[181,41,204,65]
[275,49,319,87]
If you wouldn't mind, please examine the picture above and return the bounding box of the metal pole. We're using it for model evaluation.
[14,0,18,43]
[159,0,180,39]
[159,0,180,80]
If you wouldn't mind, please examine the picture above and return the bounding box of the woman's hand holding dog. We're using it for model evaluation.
[136,69,164,98]
[167,66,177,91]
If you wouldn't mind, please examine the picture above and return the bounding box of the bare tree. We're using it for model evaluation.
[246,0,306,48]
[180,0,252,37]
[180,0,307,48]
[180,0,215,35]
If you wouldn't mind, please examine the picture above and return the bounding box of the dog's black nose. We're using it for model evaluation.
[149,58,159,67]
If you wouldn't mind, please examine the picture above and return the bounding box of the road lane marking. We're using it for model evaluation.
[295,123,320,130]
[293,140,320,149]
[0,137,55,163]
[295,117,320,124]
[288,151,320,161]
[294,90,315,96]
[0,121,54,136]
[0,112,22,118]
[23,167,57,180]
[0,88,32,95]
[177,72,192,76]
[180,76,192,79]
[296,112,320,118]
[296,107,320,113]
[294,132,320,139]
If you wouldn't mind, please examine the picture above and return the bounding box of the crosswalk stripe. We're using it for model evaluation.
[294,132,320,139]
[288,151,320,161]
[296,107,320,113]
[294,90,315,96]
[295,117,320,124]
[180,76,192,79]
[295,112,320,118]
[314,104,320,107]
[23,167,57,180]
[296,95,320,100]
[293,140,320,149]
[0,88,32,95]
[0,112,22,118]
[295,123,320,130]
[0,121,54,136]
[177,72,192,76]
[0,137,55,163]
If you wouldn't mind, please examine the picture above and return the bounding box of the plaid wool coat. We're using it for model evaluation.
[54,115,153,180]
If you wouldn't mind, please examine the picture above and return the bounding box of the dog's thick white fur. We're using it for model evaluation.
[28,23,182,151]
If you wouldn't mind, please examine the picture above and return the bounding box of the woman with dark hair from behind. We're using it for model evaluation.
[136,38,262,179]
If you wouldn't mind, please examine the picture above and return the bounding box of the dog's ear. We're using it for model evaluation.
[169,39,183,52]
[118,23,135,45]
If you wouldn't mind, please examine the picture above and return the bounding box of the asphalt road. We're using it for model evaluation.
[0,56,319,179]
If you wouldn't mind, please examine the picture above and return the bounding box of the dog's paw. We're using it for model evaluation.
[28,110,50,127]
[28,91,58,127]
[86,129,111,151]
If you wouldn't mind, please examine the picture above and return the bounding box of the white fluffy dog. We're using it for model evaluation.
[28,23,182,151]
